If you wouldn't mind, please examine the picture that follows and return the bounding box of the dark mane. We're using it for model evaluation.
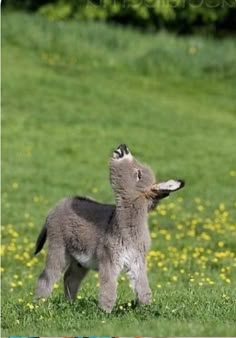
[74,195,113,207]
[74,196,98,203]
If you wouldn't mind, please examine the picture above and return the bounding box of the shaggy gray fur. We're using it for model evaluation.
[35,144,184,312]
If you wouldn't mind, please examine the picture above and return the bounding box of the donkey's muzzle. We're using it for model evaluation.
[113,144,130,159]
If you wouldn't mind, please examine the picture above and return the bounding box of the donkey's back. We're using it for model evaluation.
[35,196,115,255]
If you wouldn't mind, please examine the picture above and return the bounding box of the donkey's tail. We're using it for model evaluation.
[34,221,47,255]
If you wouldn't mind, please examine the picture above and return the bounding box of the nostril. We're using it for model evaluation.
[112,144,130,159]
[113,148,123,158]
[118,144,129,155]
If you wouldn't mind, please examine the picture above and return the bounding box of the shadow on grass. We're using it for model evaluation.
[49,296,161,319]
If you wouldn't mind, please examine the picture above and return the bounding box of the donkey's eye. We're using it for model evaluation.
[136,169,142,182]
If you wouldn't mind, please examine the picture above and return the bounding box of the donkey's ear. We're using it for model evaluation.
[153,179,185,193]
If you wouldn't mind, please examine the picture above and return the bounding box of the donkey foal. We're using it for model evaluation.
[35,144,185,312]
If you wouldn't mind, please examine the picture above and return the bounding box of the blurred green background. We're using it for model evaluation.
[2,1,236,336]
[3,0,236,35]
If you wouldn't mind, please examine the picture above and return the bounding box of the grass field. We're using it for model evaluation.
[1,12,236,336]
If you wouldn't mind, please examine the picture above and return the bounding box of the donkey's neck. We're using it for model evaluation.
[114,196,148,237]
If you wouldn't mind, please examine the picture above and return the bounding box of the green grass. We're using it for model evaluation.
[2,12,236,336]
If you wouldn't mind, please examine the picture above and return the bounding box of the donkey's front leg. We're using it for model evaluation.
[98,261,118,313]
[127,259,152,305]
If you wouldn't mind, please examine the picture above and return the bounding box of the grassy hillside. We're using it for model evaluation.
[1,12,236,336]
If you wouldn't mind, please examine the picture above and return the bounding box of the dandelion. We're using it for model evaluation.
[23,252,30,259]
[165,234,171,241]
[151,232,157,239]
[223,294,229,300]
[218,241,224,248]
[200,232,211,241]
[177,224,183,230]
[229,170,236,177]
[188,46,198,55]
[33,196,40,203]
[12,182,19,189]
[197,205,204,212]
[187,229,195,237]
[222,211,229,218]
[26,303,34,310]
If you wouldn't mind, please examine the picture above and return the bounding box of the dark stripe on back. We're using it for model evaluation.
[74,195,114,208]
[74,196,101,204]
[107,208,115,225]
[75,196,94,201]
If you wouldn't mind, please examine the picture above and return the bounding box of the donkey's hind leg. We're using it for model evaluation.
[36,245,68,298]
[64,258,88,301]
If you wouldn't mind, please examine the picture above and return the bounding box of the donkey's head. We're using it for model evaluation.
[109,144,185,202]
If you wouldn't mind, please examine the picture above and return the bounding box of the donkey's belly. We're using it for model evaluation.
[73,253,98,270]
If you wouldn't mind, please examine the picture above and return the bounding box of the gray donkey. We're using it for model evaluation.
[35,144,185,312]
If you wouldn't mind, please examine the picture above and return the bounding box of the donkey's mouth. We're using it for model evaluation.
[113,144,130,159]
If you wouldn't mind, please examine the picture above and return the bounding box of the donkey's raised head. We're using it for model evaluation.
[110,144,155,199]
[110,144,185,201]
